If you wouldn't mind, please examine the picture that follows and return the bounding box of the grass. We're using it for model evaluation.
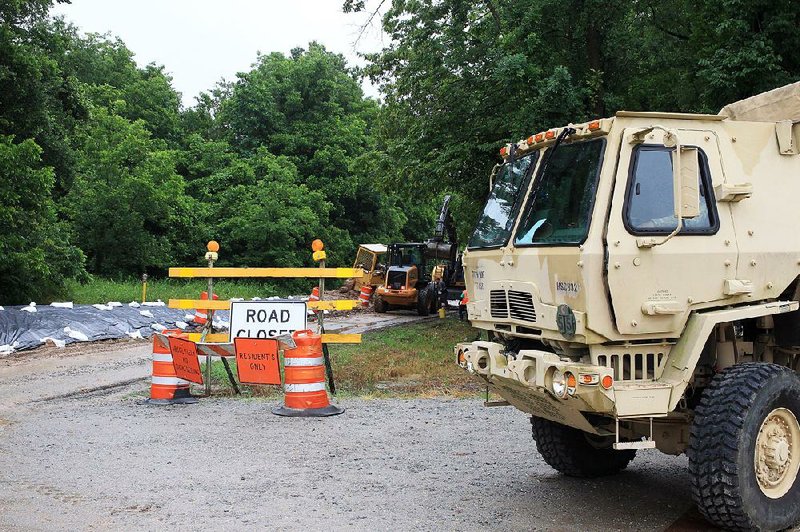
[198,318,485,399]
[62,277,306,305]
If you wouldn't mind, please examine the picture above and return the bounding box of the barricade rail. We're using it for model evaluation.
[166,240,361,397]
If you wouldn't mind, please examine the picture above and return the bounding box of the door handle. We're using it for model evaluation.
[641,301,684,315]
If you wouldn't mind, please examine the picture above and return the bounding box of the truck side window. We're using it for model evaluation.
[624,145,718,235]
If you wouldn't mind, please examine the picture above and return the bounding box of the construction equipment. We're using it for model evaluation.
[374,195,461,315]
[455,82,800,531]
[373,242,437,315]
[350,244,387,291]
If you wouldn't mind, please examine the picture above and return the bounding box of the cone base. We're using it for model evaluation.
[145,396,199,405]
[272,404,344,417]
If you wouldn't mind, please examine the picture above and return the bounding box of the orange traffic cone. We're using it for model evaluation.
[358,285,373,307]
[309,286,320,302]
[193,291,218,325]
[146,329,198,405]
[272,330,343,417]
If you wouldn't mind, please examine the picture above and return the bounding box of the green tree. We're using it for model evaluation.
[0,135,85,303]
[214,151,331,267]
[56,27,182,142]
[0,2,87,196]
[217,43,405,252]
[66,107,198,275]
[351,0,800,238]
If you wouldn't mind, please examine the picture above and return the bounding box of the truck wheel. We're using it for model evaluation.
[688,362,800,531]
[417,288,431,316]
[374,297,388,313]
[530,417,636,477]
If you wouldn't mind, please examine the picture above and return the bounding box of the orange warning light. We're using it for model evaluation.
[207,240,220,252]
[312,239,325,252]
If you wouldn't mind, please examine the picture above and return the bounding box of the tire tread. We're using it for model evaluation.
[531,417,635,478]
[687,362,796,531]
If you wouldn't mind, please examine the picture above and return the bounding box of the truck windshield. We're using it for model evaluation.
[514,138,604,246]
[468,153,537,249]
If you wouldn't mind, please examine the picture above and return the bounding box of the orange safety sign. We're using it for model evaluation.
[234,338,281,385]
[168,337,204,384]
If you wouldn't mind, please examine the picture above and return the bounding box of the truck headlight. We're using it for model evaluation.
[551,369,567,398]
[550,369,577,399]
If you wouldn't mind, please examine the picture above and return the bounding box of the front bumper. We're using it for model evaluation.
[376,287,418,305]
[456,341,616,433]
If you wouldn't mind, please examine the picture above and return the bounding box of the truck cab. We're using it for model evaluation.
[456,83,800,531]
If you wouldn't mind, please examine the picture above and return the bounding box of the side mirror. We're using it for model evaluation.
[672,146,700,219]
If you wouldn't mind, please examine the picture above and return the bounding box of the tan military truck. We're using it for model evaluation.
[456,82,800,531]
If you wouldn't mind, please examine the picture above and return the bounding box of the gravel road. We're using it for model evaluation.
[0,316,724,531]
[0,389,703,531]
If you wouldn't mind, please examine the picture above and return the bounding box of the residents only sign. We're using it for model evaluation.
[229,300,307,340]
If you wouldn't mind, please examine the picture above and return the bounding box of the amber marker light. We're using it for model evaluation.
[544,130,556,140]
[579,373,599,385]
[601,375,614,389]
[500,145,508,157]
[588,120,601,131]
[565,372,577,396]
[207,240,220,252]
[311,239,325,252]
[526,135,535,146]
[534,133,545,143]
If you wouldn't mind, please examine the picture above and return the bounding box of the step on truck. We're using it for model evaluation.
[455,82,800,531]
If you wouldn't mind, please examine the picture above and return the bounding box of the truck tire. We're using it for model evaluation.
[530,416,636,477]
[417,287,432,316]
[374,297,388,313]
[688,362,800,531]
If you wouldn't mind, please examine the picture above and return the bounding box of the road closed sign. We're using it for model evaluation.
[229,300,307,340]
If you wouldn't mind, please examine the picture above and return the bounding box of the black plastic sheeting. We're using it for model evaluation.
[0,303,230,354]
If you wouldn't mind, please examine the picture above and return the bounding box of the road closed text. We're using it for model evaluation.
[229,301,307,341]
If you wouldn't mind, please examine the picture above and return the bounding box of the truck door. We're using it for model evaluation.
[605,127,737,335]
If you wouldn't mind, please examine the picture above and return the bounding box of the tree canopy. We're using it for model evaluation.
[355,0,800,238]
[1,0,798,303]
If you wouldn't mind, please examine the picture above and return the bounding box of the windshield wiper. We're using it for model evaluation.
[538,127,576,179]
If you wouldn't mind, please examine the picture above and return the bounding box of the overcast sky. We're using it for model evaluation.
[51,0,387,107]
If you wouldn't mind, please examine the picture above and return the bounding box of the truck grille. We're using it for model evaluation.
[490,289,536,322]
[596,352,666,381]
[490,290,508,318]
[508,290,537,322]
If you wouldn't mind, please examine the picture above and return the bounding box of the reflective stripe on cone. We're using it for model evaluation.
[284,356,325,367]
[358,285,373,306]
[193,291,218,325]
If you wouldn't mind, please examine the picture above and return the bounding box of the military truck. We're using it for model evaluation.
[455,82,800,531]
